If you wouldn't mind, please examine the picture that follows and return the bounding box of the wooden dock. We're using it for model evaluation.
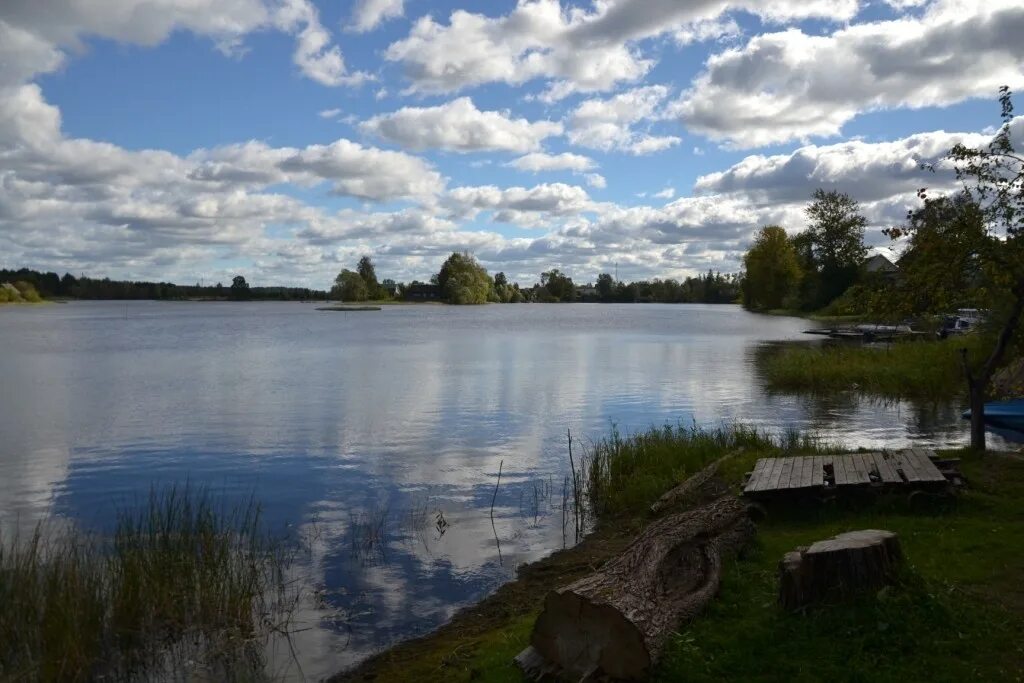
[743,449,955,497]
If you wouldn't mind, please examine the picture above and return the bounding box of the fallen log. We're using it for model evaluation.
[515,496,755,681]
[649,456,732,515]
[779,529,903,611]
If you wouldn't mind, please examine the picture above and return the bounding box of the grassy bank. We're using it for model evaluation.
[758,335,991,400]
[337,425,1024,682]
[0,488,292,682]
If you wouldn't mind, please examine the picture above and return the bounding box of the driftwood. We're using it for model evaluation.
[779,529,903,611]
[515,496,755,681]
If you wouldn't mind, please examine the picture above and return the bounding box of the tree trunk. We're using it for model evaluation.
[969,384,987,452]
[779,530,903,611]
[515,496,755,681]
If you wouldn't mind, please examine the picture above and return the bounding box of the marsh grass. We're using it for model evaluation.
[0,487,294,682]
[584,423,832,520]
[758,335,990,400]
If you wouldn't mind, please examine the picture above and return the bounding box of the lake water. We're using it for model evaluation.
[0,301,990,678]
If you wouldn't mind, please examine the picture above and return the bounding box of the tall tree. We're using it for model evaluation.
[333,269,368,301]
[437,252,493,304]
[540,269,576,302]
[905,88,1024,450]
[804,189,868,307]
[230,275,250,300]
[357,256,380,298]
[596,273,615,301]
[741,226,802,311]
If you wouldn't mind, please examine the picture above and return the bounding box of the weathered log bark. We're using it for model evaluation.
[649,457,731,516]
[779,529,903,611]
[516,496,755,681]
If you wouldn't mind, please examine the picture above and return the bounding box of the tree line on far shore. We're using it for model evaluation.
[329,252,740,305]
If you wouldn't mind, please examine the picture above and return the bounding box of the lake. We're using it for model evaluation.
[0,301,987,678]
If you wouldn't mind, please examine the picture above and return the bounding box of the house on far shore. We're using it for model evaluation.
[864,252,899,279]
[405,283,443,301]
[577,284,598,301]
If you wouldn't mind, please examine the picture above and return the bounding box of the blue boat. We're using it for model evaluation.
[962,399,1024,433]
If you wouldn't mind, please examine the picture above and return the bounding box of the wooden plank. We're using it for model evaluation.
[753,458,774,491]
[776,458,795,491]
[911,449,947,483]
[788,457,807,489]
[813,456,827,487]
[800,457,818,489]
[897,450,923,482]
[744,458,770,492]
[833,455,848,486]
[849,454,871,485]
[872,452,901,483]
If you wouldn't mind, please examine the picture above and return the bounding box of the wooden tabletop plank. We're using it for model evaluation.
[814,456,827,487]
[833,455,848,486]
[758,457,781,491]
[789,457,807,489]
[897,450,923,482]
[748,458,772,492]
[777,458,795,490]
[850,454,871,485]
[912,449,947,482]
[873,452,901,483]
[745,458,770,492]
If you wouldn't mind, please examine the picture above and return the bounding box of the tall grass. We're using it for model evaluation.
[758,336,990,400]
[0,487,293,682]
[584,424,831,520]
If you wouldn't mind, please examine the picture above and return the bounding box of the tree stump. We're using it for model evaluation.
[515,496,755,681]
[779,529,903,611]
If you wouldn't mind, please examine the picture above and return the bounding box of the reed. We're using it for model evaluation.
[0,486,292,682]
[757,336,990,400]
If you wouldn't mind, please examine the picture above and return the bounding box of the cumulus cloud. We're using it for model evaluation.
[568,86,681,154]
[383,0,858,99]
[350,0,405,32]
[0,0,365,88]
[446,183,592,225]
[675,0,1024,147]
[361,98,562,153]
[507,152,597,172]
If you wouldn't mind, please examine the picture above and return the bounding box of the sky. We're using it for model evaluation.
[1,0,1023,288]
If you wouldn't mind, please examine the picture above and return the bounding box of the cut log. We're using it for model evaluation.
[517,496,755,681]
[649,457,731,515]
[779,529,903,611]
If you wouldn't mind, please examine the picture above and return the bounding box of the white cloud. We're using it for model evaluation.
[361,97,562,153]
[318,108,342,119]
[568,86,681,155]
[350,0,405,33]
[585,173,607,189]
[653,187,676,200]
[675,0,1024,147]
[0,0,365,89]
[446,183,592,225]
[384,0,859,99]
[507,152,596,172]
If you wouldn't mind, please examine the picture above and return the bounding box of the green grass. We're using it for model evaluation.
[654,451,1024,682]
[584,424,833,520]
[0,487,293,682]
[405,449,1024,683]
[757,336,990,400]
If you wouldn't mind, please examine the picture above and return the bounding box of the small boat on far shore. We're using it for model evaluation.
[962,399,1024,433]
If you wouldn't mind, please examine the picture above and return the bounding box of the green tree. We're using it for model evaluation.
[333,269,368,301]
[229,275,250,300]
[357,256,380,298]
[741,226,802,310]
[596,273,615,301]
[891,88,1024,450]
[437,252,493,304]
[803,189,868,307]
[540,269,576,302]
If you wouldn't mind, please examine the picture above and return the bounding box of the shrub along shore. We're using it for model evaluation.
[334,424,1024,683]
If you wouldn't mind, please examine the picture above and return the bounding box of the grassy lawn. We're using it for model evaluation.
[341,439,1024,683]
[757,336,991,400]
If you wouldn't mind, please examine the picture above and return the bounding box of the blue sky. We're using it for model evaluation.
[2,0,1022,287]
